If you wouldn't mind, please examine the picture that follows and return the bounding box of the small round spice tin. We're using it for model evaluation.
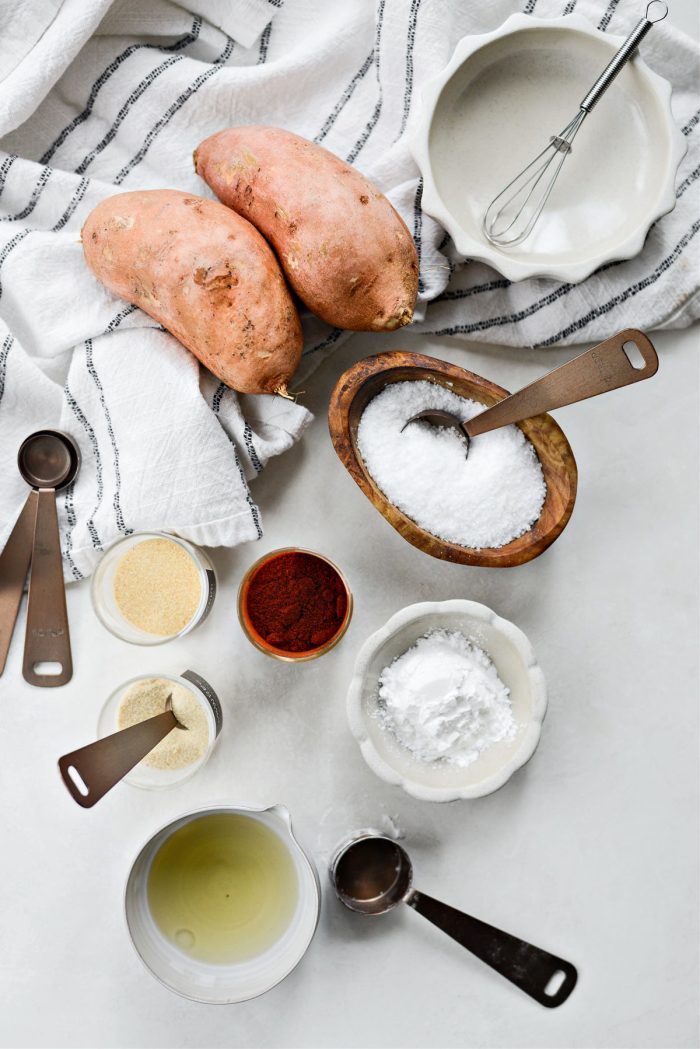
[97,670,222,789]
[238,547,353,662]
[91,531,217,645]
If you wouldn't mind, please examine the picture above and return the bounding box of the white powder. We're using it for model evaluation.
[357,380,546,549]
[377,629,517,767]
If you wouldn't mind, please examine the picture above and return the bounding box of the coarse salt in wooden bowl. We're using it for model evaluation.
[327,351,578,568]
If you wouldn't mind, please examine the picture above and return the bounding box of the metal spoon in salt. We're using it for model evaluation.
[0,430,80,683]
[401,328,658,458]
[58,694,187,808]
[330,833,578,1008]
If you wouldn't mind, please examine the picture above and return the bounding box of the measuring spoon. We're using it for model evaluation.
[0,489,39,676]
[58,694,185,808]
[330,833,578,1008]
[401,328,658,457]
[18,430,80,687]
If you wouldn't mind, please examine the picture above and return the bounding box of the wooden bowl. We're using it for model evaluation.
[327,351,578,568]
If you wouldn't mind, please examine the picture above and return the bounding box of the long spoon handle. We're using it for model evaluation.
[58,709,179,808]
[464,328,658,439]
[0,490,38,676]
[407,889,578,1008]
[23,487,73,687]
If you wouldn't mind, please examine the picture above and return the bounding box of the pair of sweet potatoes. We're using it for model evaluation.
[82,128,419,395]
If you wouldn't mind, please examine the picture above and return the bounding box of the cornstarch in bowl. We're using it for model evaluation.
[376,629,516,768]
[357,380,546,549]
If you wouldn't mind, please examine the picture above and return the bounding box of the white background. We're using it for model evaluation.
[1,5,699,1046]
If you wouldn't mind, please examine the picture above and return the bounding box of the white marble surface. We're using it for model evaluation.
[1,319,698,1048]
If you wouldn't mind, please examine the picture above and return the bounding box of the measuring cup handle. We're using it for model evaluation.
[406,889,578,1008]
[58,710,178,808]
[465,328,658,439]
[22,488,72,687]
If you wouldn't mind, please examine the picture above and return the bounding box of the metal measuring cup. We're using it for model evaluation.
[0,430,80,684]
[330,832,578,1008]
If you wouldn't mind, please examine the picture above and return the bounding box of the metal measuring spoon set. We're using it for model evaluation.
[0,429,80,686]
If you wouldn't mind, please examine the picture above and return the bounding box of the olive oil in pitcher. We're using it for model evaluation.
[147,812,299,965]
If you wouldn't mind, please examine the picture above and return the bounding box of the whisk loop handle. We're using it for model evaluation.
[580,1,668,112]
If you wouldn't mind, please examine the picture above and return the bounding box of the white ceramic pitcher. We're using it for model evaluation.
[124,803,320,1004]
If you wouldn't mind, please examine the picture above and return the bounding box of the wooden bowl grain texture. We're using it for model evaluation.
[327,351,578,568]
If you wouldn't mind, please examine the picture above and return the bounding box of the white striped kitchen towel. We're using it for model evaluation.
[0,0,698,577]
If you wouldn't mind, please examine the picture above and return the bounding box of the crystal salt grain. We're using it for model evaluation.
[357,380,546,549]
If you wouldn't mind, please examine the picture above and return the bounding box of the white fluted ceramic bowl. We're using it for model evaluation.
[410,13,686,282]
[347,601,547,802]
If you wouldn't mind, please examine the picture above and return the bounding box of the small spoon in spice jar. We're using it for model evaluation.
[330,833,578,1008]
[401,328,658,457]
[58,694,186,808]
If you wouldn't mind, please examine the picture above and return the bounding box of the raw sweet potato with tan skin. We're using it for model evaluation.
[194,127,419,332]
[81,189,303,395]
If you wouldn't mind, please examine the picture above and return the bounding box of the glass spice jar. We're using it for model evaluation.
[96,670,223,790]
[91,531,217,645]
[238,547,353,662]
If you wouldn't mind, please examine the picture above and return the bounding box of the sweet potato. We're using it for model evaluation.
[194,127,419,332]
[81,189,303,395]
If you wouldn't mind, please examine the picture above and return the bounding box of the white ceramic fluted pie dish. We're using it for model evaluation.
[410,13,686,282]
[346,600,547,802]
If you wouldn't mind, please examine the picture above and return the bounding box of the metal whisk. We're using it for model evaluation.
[482,1,668,249]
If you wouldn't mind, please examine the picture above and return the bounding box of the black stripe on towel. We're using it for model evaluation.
[52,177,91,231]
[539,218,700,345]
[430,213,698,340]
[597,0,620,31]
[74,55,189,175]
[0,167,89,301]
[0,230,31,301]
[397,0,423,139]
[413,178,424,294]
[243,423,263,474]
[0,331,13,405]
[258,22,273,63]
[346,0,386,164]
[303,326,344,356]
[105,303,140,331]
[0,166,54,223]
[113,36,235,184]
[315,51,375,144]
[64,381,103,551]
[435,278,512,303]
[39,18,202,165]
[0,155,17,199]
[211,383,263,539]
[682,109,700,136]
[85,339,131,535]
[60,477,83,580]
[61,303,143,561]
[212,380,227,414]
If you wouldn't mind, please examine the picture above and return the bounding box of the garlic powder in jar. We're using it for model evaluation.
[113,538,202,636]
[117,677,210,770]
[91,532,217,645]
